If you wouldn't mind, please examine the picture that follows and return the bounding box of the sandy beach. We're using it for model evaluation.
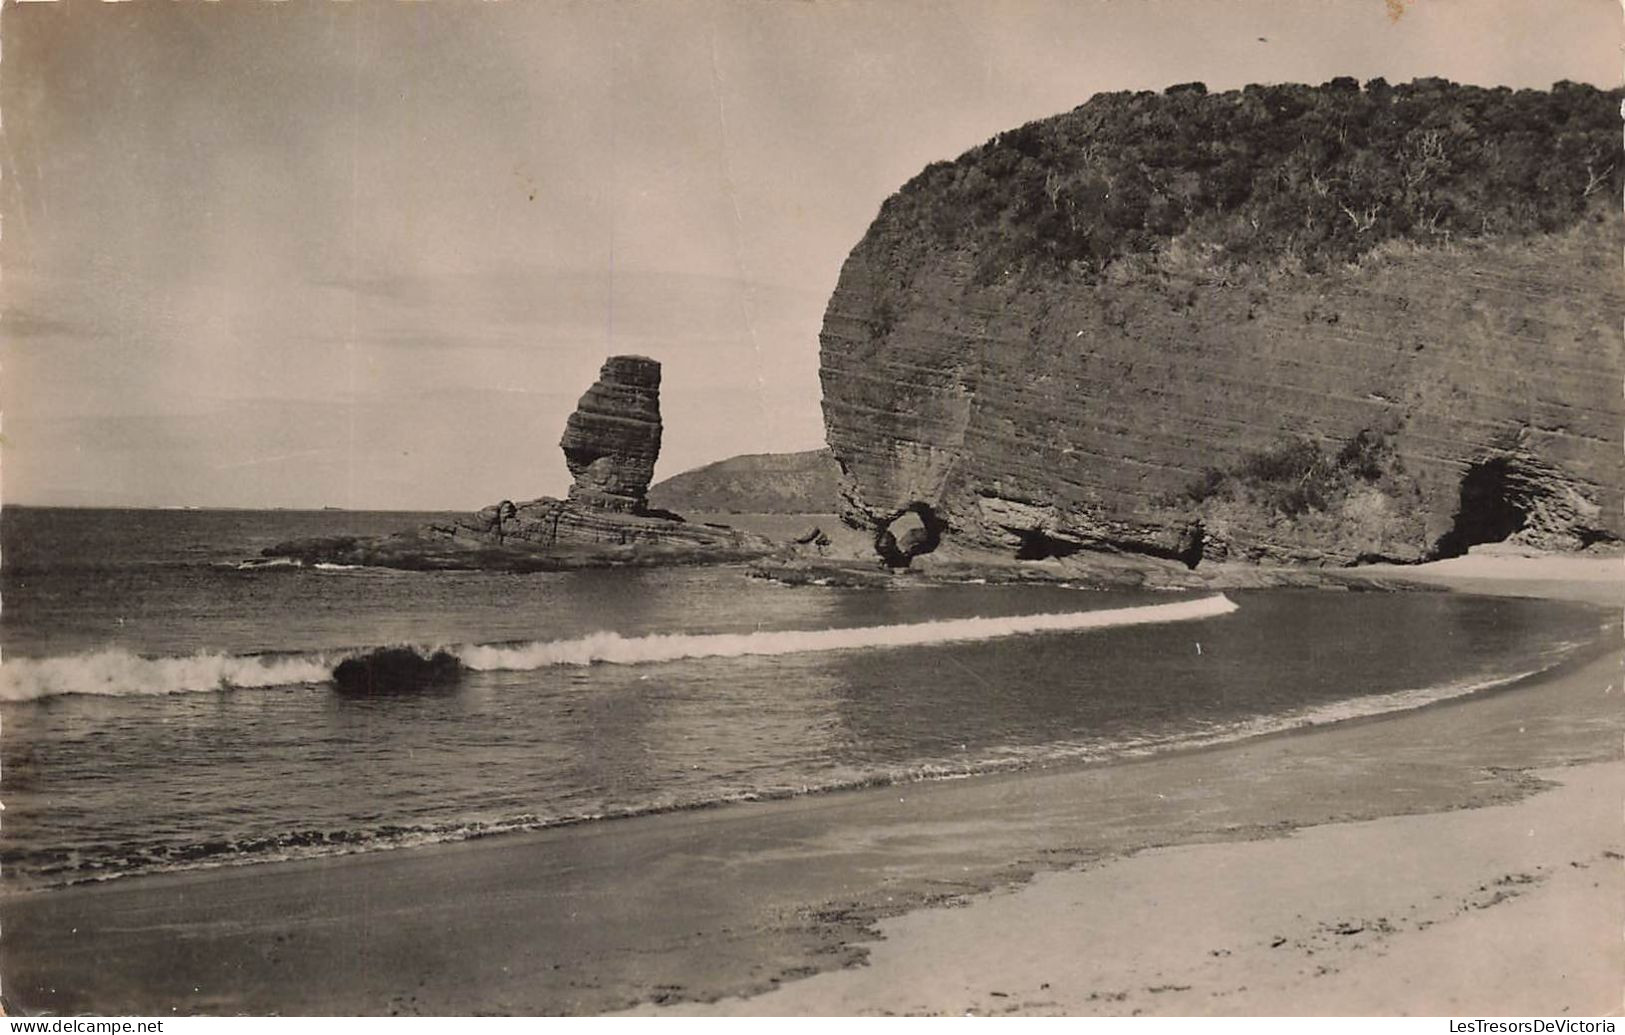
[3,555,1619,1016]
[8,0,1621,1019]
[641,760,1622,1016]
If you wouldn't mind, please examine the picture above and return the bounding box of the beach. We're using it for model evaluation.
[642,760,1622,1016]
[3,555,1618,1016]
[8,0,1621,1019]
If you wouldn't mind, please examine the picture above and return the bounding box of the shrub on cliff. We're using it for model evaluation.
[864,79,1621,284]
[1184,430,1401,519]
[1180,430,1430,563]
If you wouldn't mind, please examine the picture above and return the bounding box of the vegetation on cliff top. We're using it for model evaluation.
[862,78,1621,284]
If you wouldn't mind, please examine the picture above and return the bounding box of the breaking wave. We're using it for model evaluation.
[0,594,1238,701]
[455,594,1239,670]
[8,657,1571,891]
[0,650,336,702]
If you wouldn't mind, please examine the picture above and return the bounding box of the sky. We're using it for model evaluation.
[2,0,1618,509]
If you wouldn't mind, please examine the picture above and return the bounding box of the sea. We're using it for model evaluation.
[0,506,1610,891]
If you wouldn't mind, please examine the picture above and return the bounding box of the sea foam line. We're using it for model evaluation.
[453,594,1239,670]
[0,650,336,702]
[0,595,1238,700]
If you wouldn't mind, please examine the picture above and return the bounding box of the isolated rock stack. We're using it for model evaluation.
[257,353,776,570]
[560,356,663,513]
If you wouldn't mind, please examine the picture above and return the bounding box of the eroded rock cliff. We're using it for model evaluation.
[820,79,1623,567]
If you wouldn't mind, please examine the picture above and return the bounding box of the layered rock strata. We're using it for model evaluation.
[262,355,774,570]
[819,79,1623,567]
[420,495,768,556]
[561,356,663,512]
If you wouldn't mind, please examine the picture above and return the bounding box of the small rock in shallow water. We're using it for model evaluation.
[331,647,464,695]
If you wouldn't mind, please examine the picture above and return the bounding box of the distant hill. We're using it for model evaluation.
[649,449,841,514]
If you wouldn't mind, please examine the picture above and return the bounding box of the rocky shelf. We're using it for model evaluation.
[260,356,777,571]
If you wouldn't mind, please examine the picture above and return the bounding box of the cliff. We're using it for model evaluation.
[263,356,775,571]
[647,449,841,514]
[819,79,1623,567]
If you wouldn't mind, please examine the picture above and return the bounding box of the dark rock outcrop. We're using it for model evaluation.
[791,526,829,546]
[261,355,776,571]
[819,79,1623,567]
[332,647,463,696]
[561,356,663,512]
[420,495,771,557]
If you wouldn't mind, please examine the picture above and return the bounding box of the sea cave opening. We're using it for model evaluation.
[1431,457,1528,560]
[1013,529,1083,561]
[875,503,945,568]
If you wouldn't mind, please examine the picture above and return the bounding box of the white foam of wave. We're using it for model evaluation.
[0,595,1238,701]
[1055,665,1555,766]
[1269,668,1544,728]
[454,594,1239,671]
[0,649,335,702]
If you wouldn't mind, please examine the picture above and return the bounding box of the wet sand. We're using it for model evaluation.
[641,759,1621,1016]
[3,557,1618,1015]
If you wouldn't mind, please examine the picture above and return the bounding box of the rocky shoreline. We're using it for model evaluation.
[259,356,777,571]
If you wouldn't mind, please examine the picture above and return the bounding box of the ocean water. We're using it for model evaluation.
[0,507,1608,890]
